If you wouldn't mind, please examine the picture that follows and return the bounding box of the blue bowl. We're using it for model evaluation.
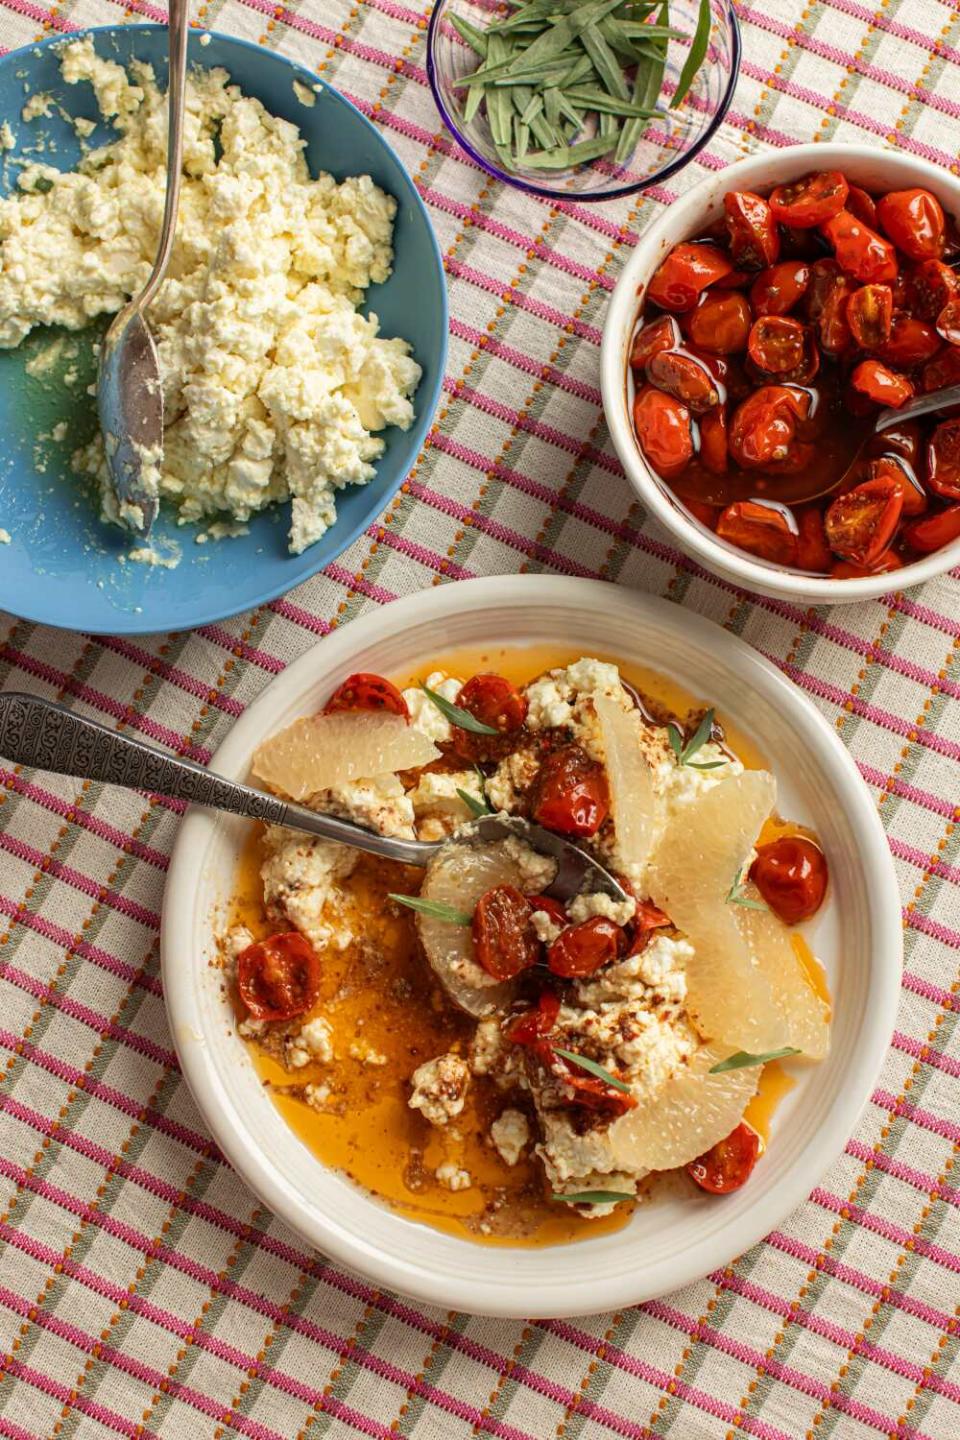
[0,26,447,634]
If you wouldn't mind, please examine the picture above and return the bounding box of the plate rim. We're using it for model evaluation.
[161,576,902,1316]
[0,23,448,635]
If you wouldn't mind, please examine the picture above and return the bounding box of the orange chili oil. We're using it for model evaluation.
[223,646,829,1245]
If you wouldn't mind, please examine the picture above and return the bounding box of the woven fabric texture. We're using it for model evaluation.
[0,0,959,1436]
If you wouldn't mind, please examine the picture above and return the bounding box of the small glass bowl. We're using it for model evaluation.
[426,0,741,204]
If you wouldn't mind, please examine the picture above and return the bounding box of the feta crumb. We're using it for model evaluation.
[0,121,15,151]
[198,31,212,45]
[408,1053,471,1126]
[286,1016,334,1069]
[490,1109,529,1167]
[403,673,462,743]
[238,1016,266,1039]
[568,891,636,926]
[293,79,317,107]
[469,1018,503,1076]
[501,835,557,894]
[304,1082,330,1110]
[531,908,564,945]
[21,92,54,122]
[0,529,10,545]
[51,420,68,442]
[435,1161,471,1191]
[349,1040,388,1066]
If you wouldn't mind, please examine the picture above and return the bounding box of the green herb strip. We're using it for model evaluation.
[421,684,500,735]
[553,1046,632,1094]
[709,1047,802,1074]
[552,1190,634,1205]
[447,0,710,174]
[671,0,711,109]
[389,894,472,925]
[667,707,724,769]
[457,787,492,818]
[726,876,769,912]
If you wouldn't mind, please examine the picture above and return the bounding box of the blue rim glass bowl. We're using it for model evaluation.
[426,0,741,203]
[0,26,447,635]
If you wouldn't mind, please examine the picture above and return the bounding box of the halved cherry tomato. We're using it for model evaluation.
[795,509,832,572]
[845,184,878,228]
[698,405,729,475]
[750,261,811,317]
[237,932,321,1022]
[472,885,539,981]
[876,188,945,261]
[901,504,960,554]
[457,674,527,735]
[877,313,941,366]
[647,350,721,414]
[687,1121,760,1193]
[908,258,959,321]
[750,836,828,923]
[529,894,568,930]
[324,673,408,718]
[846,284,893,349]
[717,501,799,566]
[531,744,609,838]
[850,359,914,409]
[821,210,899,284]
[935,299,960,345]
[867,455,927,516]
[747,316,818,381]
[547,915,626,977]
[831,552,905,577]
[447,673,527,762]
[627,899,672,955]
[552,1052,636,1116]
[646,242,734,311]
[926,418,960,500]
[922,345,960,392]
[505,990,561,1046]
[769,171,849,229]
[728,386,809,469]
[724,190,781,268]
[633,385,694,478]
[685,290,753,354]
[711,268,753,289]
[824,476,904,565]
[805,260,856,354]
[630,314,681,370]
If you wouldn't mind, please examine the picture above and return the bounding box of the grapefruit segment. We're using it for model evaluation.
[648,771,829,1058]
[252,712,439,800]
[595,695,660,882]
[418,839,528,1017]
[608,1044,759,1172]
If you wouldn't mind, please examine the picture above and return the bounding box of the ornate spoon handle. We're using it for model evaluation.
[0,692,437,866]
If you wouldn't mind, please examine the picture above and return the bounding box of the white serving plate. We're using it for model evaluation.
[161,577,901,1317]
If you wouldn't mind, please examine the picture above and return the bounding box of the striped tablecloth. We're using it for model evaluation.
[1,0,959,1436]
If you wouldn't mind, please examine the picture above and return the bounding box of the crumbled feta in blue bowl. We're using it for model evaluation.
[0,25,447,633]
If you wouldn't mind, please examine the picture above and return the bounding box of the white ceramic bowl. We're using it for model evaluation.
[162,577,901,1317]
[601,142,960,604]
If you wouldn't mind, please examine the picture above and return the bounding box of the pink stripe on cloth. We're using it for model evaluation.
[0,892,163,995]
[0,767,170,868]
[0,830,160,929]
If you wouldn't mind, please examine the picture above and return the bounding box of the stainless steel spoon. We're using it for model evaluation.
[96,0,190,540]
[0,692,628,904]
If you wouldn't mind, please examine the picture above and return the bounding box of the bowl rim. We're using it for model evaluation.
[161,574,902,1317]
[0,23,449,635]
[425,0,742,204]
[600,140,960,603]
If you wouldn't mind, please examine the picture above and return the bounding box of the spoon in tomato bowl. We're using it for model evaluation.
[0,692,628,905]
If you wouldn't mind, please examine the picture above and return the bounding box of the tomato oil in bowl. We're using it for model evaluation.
[601,142,960,603]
